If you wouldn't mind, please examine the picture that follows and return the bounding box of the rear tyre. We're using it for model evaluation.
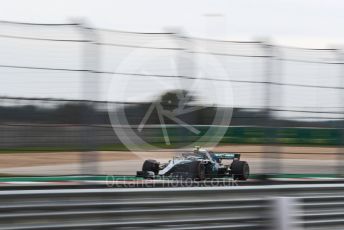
[142,159,160,175]
[231,160,250,180]
[195,162,206,180]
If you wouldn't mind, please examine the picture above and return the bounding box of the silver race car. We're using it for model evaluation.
[137,147,249,180]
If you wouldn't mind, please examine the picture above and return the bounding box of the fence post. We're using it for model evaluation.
[272,197,303,230]
[172,29,196,145]
[336,49,344,177]
[262,41,281,178]
[74,20,100,175]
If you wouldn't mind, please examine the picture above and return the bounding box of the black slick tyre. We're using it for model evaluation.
[231,160,250,180]
[142,159,160,175]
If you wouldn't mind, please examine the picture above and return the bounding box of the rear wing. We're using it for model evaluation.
[212,152,240,160]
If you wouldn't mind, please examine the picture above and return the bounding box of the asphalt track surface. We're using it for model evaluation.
[0,157,338,176]
[0,144,341,176]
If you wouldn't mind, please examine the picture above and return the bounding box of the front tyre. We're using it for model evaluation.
[142,159,160,175]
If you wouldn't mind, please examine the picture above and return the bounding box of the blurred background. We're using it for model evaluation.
[2,1,344,230]
[1,0,344,178]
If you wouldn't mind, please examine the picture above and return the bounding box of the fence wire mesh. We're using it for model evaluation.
[0,20,343,176]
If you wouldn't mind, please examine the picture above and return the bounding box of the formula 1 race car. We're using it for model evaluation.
[136,147,250,180]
